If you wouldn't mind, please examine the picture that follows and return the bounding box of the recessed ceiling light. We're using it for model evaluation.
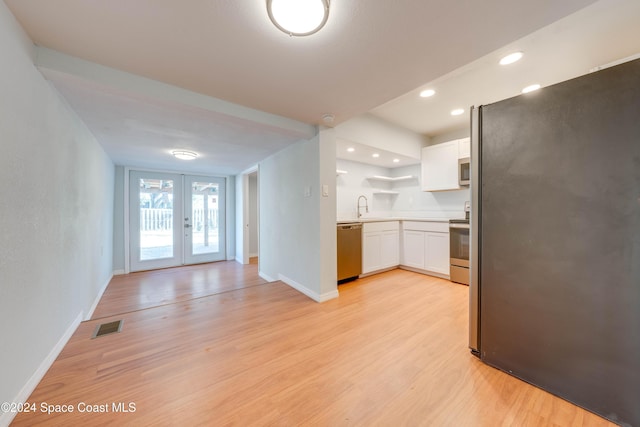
[393,158,400,163]
[522,84,541,94]
[347,147,355,153]
[420,89,435,98]
[372,153,380,158]
[499,51,523,65]
[171,150,198,160]
[451,108,465,116]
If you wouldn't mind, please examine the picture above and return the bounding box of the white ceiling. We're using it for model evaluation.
[5,0,639,173]
[371,0,640,137]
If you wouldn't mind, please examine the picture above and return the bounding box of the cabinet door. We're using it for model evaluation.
[421,141,460,191]
[402,230,425,269]
[425,232,450,275]
[381,230,399,268]
[362,231,382,274]
[458,137,471,158]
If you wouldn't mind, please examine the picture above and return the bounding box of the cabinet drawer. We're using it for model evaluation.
[402,221,448,233]
[363,221,399,233]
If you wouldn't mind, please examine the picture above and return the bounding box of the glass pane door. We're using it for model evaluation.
[129,171,183,271]
[184,176,226,264]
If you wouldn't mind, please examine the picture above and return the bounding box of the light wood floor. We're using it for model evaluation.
[13,266,613,426]
[91,261,267,319]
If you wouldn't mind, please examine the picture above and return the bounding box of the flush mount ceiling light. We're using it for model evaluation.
[499,51,523,65]
[267,0,330,37]
[393,158,400,163]
[171,150,198,160]
[347,147,355,153]
[420,89,436,98]
[451,108,465,116]
[372,153,380,158]
[522,84,541,94]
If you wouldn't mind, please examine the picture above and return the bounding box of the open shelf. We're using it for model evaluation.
[366,175,414,182]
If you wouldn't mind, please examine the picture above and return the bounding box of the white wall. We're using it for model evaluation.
[334,113,428,158]
[259,130,337,302]
[336,160,469,219]
[0,3,115,424]
[391,164,469,218]
[112,165,126,273]
[336,159,395,219]
[430,127,470,145]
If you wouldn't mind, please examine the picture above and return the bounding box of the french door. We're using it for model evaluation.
[129,171,226,272]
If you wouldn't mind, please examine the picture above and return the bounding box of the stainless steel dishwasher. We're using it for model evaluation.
[337,223,362,283]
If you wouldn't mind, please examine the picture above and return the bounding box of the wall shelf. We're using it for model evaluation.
[367,175,414,182]
[373,190,399,195]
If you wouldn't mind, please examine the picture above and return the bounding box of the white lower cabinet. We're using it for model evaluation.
[401,221,450,277]
[424,232,450,275]
[359,220,449,278]
[362,222,399,275]
[401,230,425,269]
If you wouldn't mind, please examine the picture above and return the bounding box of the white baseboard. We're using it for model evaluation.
[259,271,276,282]
[278,274,339,303]
[113,269,125,275]
[398,265,450,280]
[249,252,258,258]
[0,311,83,427]
[85,273,113,320]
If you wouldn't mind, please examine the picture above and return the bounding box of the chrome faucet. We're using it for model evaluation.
[357,195,369,218]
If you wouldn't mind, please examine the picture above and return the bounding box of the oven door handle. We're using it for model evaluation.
[449,224,470,229]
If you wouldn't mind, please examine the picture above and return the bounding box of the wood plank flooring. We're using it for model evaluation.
[91,261,266,319]
[12,266,614,426]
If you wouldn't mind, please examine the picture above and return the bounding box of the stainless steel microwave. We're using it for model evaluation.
[459,157,470,186]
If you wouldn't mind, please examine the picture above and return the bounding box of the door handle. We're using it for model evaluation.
[185,224,192,228]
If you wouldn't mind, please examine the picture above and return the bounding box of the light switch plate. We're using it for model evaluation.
[304,186,311,197]
[322,184,329,197]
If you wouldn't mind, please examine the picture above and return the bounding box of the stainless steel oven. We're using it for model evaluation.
[449,219,470,285]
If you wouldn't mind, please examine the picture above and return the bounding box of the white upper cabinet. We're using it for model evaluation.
[421,138,470,192]
[421,140,459,191]
[458,137,471,159]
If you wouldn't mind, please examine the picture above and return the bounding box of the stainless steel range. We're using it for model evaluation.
[449,218,470,285]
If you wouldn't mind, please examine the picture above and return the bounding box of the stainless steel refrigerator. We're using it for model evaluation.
[470,58,640,426]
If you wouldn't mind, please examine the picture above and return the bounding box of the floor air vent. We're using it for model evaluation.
[92,320,123,339]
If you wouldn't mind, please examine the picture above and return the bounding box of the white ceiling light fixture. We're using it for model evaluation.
[393,158,400,163]
[267,0,330,37]
[171,150,198,160]
[372,153,380,158]
[451,108,465,116]
[347,147,355,153]
[419,89,435,98]
[499,51,523,65]
[522,83,541,93]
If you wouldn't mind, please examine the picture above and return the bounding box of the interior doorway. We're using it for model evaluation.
[237,167,259,265]
[248,171,259,264]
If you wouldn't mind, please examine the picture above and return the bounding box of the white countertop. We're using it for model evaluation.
[337,217,451,224]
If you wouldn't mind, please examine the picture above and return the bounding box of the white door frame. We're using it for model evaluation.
[124,167,228,273]
[237,166,259,265]
[129,170,184,272]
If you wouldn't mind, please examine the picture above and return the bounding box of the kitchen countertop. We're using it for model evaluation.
[337,217,451,224]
